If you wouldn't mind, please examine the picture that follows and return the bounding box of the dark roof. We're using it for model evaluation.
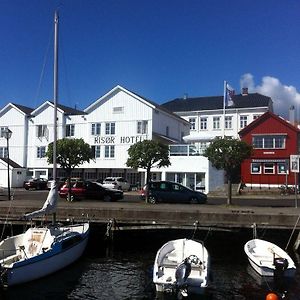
[49,102,85,115]
[11,103,34,115]
[161,93,272,112]
[0,157,22,168]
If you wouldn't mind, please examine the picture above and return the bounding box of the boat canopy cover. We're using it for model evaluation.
[24,181,58,219]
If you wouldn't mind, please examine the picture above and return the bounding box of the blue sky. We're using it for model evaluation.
[0,0,299,118]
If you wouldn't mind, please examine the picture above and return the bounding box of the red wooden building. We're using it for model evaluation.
[239,111,300,188]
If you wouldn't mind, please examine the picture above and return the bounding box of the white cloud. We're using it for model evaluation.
[240,73,300,119]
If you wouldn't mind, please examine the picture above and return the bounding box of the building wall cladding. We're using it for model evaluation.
[0,85,273,191]
[239,112,300,187]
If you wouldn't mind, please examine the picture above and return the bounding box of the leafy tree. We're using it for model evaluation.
[46,138,94,200]
[126,140,171,202]
[203,137,252,205]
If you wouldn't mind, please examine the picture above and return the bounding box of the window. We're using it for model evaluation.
[66,124,75,137]
[213,117,220,130]
[251,163,261,174]
[225,116,232,129]
[0,127,8,138]
[200,117,207,130]
[0,147,7,158]
[91,123,101,135]
[91,145,101,158]
[253,114,261,120]
[113,106,124,113]
[264,163,275,174]
[105,145,115,158]
[105,122,115,135]
[36,125,47,138]
[37,146,46,158]
[240,115,248,128]
[252,135,286,149]
[278,163,288,174]
[189,118,196,130]
[137,121,148,134]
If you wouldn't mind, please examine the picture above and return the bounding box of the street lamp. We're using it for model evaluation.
[3,128,12,201]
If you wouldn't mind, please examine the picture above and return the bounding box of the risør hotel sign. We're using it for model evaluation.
[94,135,148,144]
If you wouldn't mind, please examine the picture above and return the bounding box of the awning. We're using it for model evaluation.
[252,159,288,163]
[183,133,215,142]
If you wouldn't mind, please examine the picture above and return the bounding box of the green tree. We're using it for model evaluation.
[46,138,94,200]
[126,140,171,202]
[203,137,252,205]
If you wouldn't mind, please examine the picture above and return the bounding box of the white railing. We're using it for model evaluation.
[169,144,206,156]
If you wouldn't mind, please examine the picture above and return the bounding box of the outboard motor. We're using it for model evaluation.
[273,257,289,294]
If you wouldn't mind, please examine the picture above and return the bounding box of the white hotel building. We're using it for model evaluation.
[0,85,272,192]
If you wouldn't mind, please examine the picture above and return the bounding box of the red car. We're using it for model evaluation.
[59,180,123,202]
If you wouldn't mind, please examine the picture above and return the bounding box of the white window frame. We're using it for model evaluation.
[137,120,148,134]
[277,162,289,174]
[36,125,47,138]
[213,116,220,130]
[0,147,8,158]
[225,116,232,129]
[240,115,248,128]
[91,123,101,135]
[200,117,207,130]
[189,118,196,130]
[0,127,8,138]
[37,146,46,158]
[251,162,261,174]
[95,145,101,158]
[264,163,275,174]
[105,122,115,135]
[105,145,115,158]
[253,135,286,149]
[66,124,75,137]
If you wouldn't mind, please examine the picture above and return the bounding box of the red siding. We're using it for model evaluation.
[239,112,300,187]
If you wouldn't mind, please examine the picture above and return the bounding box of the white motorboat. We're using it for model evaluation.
[244,239,296,278]
[0,11,89,287]
[153,238,210,296]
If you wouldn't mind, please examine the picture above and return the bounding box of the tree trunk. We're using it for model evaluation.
[145,167,151,203]
[227,174,232,205]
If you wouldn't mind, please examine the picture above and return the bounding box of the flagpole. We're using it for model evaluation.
[223,80,227,138]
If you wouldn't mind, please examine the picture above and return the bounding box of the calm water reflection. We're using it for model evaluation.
[1,228,300,300]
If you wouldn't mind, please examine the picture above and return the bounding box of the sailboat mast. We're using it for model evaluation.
[53,11,59,180]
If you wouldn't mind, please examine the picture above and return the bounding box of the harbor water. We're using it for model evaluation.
[1,226,300,300]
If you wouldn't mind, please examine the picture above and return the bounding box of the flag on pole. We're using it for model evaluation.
[223,81,235,108]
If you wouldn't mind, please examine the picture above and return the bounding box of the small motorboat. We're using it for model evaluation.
[153,238,210,297]
[244,239,296,278]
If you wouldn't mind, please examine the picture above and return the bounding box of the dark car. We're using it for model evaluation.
[140,181,207,204]
[58,180,123,202]
[23,178,48,190]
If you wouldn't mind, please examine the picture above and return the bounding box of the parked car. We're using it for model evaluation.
[47,177,67,190]
[101,177,131,191]
[59,180,124,202]
[23,178,48,190]
[140,181,207,204]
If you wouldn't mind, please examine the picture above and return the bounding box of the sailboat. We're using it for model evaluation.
[0,11,89,287]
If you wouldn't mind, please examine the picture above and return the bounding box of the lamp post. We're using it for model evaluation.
[3,128,12,201]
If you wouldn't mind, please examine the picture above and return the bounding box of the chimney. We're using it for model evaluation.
[242,87,248,96]
[289,105,296,125]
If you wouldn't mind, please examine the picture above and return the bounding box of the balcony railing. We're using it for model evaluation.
[169,144,206,156]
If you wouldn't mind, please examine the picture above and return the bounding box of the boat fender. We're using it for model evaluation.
[266,292,279,300]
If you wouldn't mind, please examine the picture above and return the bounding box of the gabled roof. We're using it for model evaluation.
[0,157,23,168]
[238,111,300,137]
[162,93,272,112]
[85,85,190,125]
[31,101,85,116]
[0,102,33,117]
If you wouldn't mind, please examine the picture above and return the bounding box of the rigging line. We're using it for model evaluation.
[34,26,53,106]
[285,214,300,251]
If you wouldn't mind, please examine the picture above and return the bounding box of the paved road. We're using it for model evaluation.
[1,188,299,208]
